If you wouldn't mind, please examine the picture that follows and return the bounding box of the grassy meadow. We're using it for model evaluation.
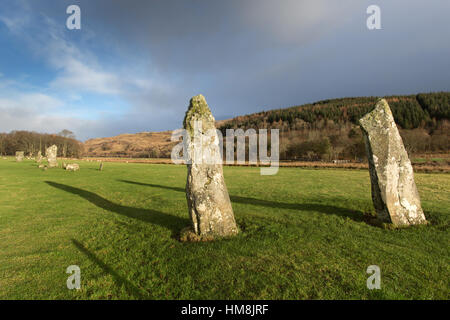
[0,158,448,299]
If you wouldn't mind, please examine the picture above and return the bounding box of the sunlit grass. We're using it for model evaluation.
[0,158,448,299]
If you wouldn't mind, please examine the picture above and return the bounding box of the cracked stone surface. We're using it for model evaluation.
[46,145,58,168]
[359,99,427,227]
[181,94,238,241]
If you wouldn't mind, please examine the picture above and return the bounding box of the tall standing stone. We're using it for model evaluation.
[359,99,427,227]
[180,94,238,241]
[46,145,58,168]
[15,151,24,162]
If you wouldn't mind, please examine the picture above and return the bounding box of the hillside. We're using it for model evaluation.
[218,93,450,131]
[84,131,176,158]
[83,92,449,160]
[217,92,449,160]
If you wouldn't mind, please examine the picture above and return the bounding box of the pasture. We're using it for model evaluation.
[0,158,448,299]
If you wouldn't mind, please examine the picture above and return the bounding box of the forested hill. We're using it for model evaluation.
[218,92,449,160]
[218,92,450,132]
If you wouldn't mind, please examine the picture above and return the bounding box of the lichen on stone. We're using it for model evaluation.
[183,94,216,141]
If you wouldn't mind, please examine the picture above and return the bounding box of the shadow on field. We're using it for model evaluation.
[45,181,188,235]
[119,180,185,192]
[118,180,365,223]
[71,239,145,299]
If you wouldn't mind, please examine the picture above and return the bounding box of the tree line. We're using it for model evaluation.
[0,130,84,158]
[219,92,450,161]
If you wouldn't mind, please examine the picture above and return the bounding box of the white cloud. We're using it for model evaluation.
[50,58,122,95]
[0,4,153,98]
[0,92,63,114]
[0,91,74,134]
[0,15,30,33]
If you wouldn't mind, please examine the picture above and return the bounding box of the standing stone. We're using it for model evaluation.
[180,94,238,241]
[46,145,58,168]
[36,151,43,163]
[359,99,427,227]
[99,162,103,171]
[15,151,24,162]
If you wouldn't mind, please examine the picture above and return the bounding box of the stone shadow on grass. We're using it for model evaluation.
[118,180,365,223]
[71,239,145,299]
[45,181,188,235]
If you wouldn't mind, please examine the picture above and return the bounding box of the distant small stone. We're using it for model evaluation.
[15,151,24,162]
[65,163,80,171]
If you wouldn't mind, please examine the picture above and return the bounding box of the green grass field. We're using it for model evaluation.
[0,158,448,299]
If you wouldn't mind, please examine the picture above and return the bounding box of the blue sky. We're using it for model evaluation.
[0,0,449,141]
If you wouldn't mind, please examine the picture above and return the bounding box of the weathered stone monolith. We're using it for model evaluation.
[15,151,24,162]
[46,145,58,168]
[359,99,427,227]
[180,94,238,241]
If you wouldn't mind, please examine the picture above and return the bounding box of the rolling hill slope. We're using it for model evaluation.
[83,92,449,159]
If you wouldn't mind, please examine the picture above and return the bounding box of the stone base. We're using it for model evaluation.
[179,227,217,242]
[365,215,429,229]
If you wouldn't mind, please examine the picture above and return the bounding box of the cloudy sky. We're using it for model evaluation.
[0,0,449,141]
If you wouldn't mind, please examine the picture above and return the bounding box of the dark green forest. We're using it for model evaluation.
[219,92,449,160]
